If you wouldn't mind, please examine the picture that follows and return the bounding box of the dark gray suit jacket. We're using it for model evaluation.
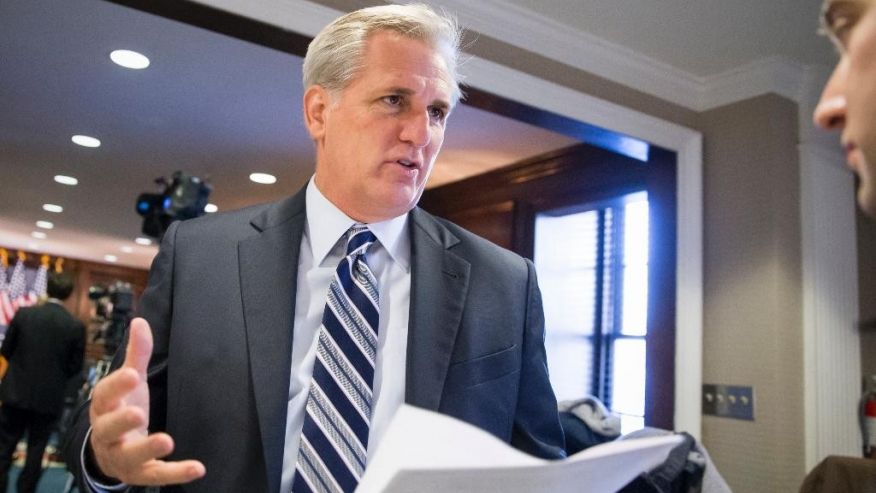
[66,187,564,492]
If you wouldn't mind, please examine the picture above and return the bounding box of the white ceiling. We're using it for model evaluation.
[0,0,577,269]
[0,0,841,271]
[501,0,836,77]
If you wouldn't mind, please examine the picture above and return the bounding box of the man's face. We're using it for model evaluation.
[305,30,453,223]
[814,0,876,216]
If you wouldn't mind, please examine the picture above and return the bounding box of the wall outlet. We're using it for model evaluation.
[702,384,754,421]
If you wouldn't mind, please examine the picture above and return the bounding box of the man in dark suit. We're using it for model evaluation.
[65,4,565,492]
[0,271,85,492]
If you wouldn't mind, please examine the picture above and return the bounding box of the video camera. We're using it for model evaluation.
[88,281,134,356]
[136,171,212,240]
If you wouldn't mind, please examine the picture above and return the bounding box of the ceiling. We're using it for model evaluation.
[0,0,578,269]
[501,0,836,77]
[0,0,841,271]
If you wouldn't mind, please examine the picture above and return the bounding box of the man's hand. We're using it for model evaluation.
[88,317,206,485]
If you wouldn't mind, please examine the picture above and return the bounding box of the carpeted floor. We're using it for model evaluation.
[5,443,75,493]
[7,464,72,493]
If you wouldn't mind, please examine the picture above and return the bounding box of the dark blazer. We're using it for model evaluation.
[66,187,564,492]
[1,301,85,417]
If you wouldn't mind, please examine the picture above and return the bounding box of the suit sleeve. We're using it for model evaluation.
[1,310,22,359]
[63,220,181,491]
[509,259,566,459]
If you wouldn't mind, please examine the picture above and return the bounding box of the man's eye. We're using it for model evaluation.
[383,95,402,106]
[822,2,866,51]
[832,15,857,49]
[429,107,446,123]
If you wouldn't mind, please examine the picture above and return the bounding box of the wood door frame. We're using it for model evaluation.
[422,142,676,429]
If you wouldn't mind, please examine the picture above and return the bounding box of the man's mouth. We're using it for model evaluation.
[396,159,419,169]
[844,141,859,170]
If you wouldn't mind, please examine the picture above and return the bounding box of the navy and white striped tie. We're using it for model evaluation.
[293,225,379,493]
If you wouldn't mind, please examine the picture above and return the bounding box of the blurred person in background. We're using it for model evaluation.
[0,271,85,492]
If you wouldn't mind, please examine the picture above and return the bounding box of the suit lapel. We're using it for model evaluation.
[405,208,470,411]
[238,189,306,493]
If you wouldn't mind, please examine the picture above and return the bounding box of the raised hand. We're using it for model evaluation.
[88,318,206,485]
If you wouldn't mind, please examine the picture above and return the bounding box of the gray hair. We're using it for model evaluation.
[303,3,463,105]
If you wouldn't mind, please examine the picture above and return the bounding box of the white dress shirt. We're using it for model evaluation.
[280,178,411,492]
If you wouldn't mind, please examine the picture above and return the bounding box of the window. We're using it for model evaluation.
[535,191,649,434]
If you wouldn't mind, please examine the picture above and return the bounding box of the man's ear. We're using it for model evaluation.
[303,85,330,140]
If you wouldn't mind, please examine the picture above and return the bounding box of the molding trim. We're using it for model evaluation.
[433,0,808,111]
[205,0,811,110]
[432,0,704,109]
[190,0,338,37]
[702,56,807,111]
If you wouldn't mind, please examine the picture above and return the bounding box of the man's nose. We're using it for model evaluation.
[813,58,849,131]
[399,111,431,148]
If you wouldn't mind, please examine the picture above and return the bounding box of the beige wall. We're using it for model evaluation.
[309,1,824,490]
[700,96,806,491]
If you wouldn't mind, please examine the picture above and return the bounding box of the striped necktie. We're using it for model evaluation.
[293,224,380,493]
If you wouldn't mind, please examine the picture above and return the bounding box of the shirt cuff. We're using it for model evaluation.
[80,427,129,492]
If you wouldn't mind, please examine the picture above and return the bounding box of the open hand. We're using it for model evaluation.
[88,317,206,485]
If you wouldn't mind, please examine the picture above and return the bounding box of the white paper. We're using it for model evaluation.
[357,404,682,493]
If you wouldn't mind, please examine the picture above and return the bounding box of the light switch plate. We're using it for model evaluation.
[702,384,754,421]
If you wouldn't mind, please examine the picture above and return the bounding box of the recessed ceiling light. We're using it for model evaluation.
[31,231,47,239]
[204,203,218,213]
[249,173,277,185]
[110,49,150,70]
[54,175,78,186]
[72,135,101,148]
[135,237,153,246]
[120,246,134,253]
[104,254,118,263]
[43,204,64,213]
[36,220,54,230]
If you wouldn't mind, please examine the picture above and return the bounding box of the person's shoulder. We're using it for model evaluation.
[172,190,304,241]
[51,305,84,333]
[10,304,38,320]
[175,201,274,236]
[45,302,79,320]
[10,303,56,327]
[17,304,49,317]
[416,209,528,268]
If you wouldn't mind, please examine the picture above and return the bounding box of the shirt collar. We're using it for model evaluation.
[305,177,411,271]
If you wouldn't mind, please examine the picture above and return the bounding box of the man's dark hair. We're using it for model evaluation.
[47,271,75,300]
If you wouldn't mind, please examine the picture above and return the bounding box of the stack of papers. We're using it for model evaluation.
[358,405,682,493]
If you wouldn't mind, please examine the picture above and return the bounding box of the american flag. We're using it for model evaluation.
[0,261,16,326]
[0,291,12,327]
[0,260,25,325]
[28,263,47,303]
[0,258,48,327]
[7,258,25,301]
[7,258,28,312]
